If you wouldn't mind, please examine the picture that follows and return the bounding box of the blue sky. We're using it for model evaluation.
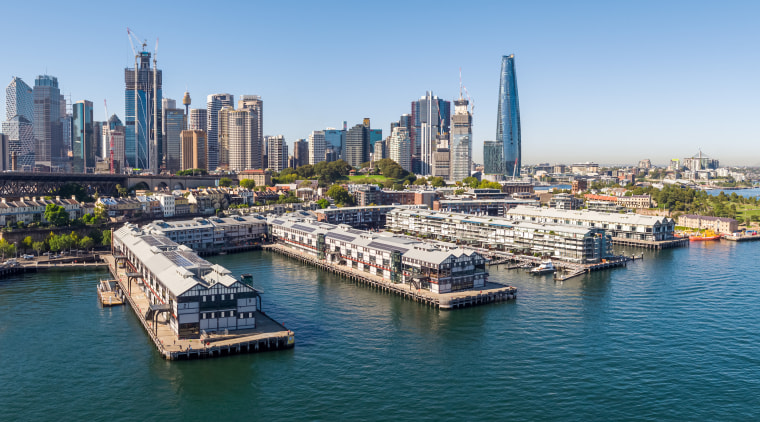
[2,0,758,166]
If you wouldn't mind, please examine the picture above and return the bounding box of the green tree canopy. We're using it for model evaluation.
[240,179,256,189]
[44,204,70,227]
[326,185,354,206]
[219,177,233,187]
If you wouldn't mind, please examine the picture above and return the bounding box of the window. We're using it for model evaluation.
[203,296,207,302]
[221,311,225,317]
[221,294,225,300]
[211,295,215,301]
[230,294,234,300]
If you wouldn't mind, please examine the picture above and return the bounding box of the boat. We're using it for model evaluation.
[689,230,721,242]
[530,260,556,275]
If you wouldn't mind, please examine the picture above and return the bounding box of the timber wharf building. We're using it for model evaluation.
[268,215,487,293]
[504,206,676,242]
[142,215,268,253]
[387,208,612,264]
[114,224,260,339]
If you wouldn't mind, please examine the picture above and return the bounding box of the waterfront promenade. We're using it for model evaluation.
[105,254,294,360]
[263,243,517,309]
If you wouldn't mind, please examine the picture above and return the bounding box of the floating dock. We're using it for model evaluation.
[611,237,689,249]
[263,243,516,309]
[105,254,294,360]
[97,279,124,306]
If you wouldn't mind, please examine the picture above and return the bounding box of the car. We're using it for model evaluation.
[43,252,50,256]
[21,254,34,259]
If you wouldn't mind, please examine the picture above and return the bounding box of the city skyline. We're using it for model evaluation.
[1,1,758,166]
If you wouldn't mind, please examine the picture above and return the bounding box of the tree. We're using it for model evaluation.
[240,179,256,189]
[317,198,330,209]
[115,184,128,198]
[102,230,112,246]
[463,176,479,188]
[22,236,33,252]
[33,241,45,256]
[44,204,70,227]
[0,239,16,258]
[429,177,446,187]
[219,177,233,187]
[413,177,428,186]
[79,236,95,251]
[326,185,354,206]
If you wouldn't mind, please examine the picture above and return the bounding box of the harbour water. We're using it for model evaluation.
[1,241,759,420]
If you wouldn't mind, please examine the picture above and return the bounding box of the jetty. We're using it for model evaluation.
[478,249,635,282]
[263,243,517,309]
[105,254,294,360]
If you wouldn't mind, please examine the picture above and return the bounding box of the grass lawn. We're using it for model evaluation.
[736,203,760,219]
[347,175,389,183]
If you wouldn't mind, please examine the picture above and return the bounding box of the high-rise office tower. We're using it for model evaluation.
[373,139,385,161]
[450,96,473,181]
[483,140,504,175]
[33,75,63,168]
[93,121,104,160]
[388,127,411,172]
[0,133,8,171]
[369,129,382,150]
[227,108,262,171]
[411,92,450,175]
[217,106,234,169]
[180,130,207,170]
[206,93,234,170]
[308,130,325,165]
[6,77,34,122]
[104,114,126,173]
[3,77,35,170]
[188,108,207,132]
[497,54,521,177]
[293,138,308,168]
[71,100,94,173]
[125,48,162,171]
[432,148,450,180]
[323,128,345,161]
[162,98,185,173]
[267,135,286,172]
[238,95,263,167]
[345,123,369,167]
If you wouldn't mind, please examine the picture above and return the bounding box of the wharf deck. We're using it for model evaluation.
[97,280,124,306]
[723,234,760,242]
[478,249,634,282]
[611,237,689,249]
[104,254,294,360]
[263,243,516,309]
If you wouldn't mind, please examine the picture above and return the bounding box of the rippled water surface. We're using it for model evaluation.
[1,241,759,420]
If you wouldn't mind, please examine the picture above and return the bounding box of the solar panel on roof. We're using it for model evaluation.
[292,224,315,233]
[272,219,285,225]
[367,241,409,254]
[347,229,364,235]
[164,251,195,268]
[327,233,355,242]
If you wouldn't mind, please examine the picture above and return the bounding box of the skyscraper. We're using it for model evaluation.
[483,140,504,175]
[388,127,411,172]
[125,49,162,171]
[3,77,35,170]
[33,75,63,168]
[180,130,207,171]
[217,106,234,169]
[411,92,450,175]
[267,135,286,172]
[72,100,94,173]
[293,138,308,168]
[324,128,345,161]
[496,54,521,177]
[450,97,473,181]
[206,93,234,171]
[345,123,369,167]
[104,114,125,173]
[227,108,262,171]
[308,130,325,165]
[238,95,264,169]
[162,98,185,173]
[188,108,207,132]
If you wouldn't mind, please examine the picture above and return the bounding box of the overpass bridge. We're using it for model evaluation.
[0,172,231,197]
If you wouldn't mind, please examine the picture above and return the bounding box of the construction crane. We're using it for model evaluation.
[104,100,114,174]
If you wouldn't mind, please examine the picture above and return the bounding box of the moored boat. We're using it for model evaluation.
[530,260,556,275]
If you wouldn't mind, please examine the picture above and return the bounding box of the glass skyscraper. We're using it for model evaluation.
[72,100,94,173]
[125,51,162,170]
[33,75,63,168]
[483,140,504,175]
[496,54,521,177]
[3,77,35,170]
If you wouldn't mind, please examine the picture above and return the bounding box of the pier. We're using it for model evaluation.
[479,249,635,282]
[263,243,517,309]
[611,237,689,249]
[105,253,294,360]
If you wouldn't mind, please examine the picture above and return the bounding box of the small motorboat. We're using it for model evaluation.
[530,260,556,275]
